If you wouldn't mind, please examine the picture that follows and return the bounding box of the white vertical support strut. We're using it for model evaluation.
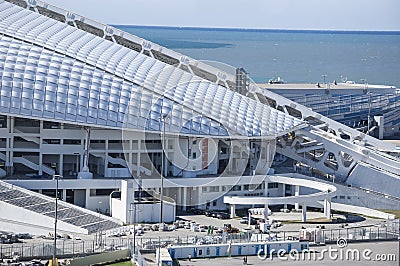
[230,204,236,219]
[324,198,331,219]
[182,187,187,211]
[301,203,307,222]
[294,185,300,211]
[77,127,93,179]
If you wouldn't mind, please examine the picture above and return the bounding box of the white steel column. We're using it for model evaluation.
[85,189,90,208]
[324,198,332,219]
[104,139,109,176]
[264,181,269,197]
[230,204,236,218]
[59,154,63,176]
[294,185,300,210]
[38,121,43,176]
[137,140,141,177]
[61,189,66,201]
[182,187,187,211]
[5,116,11,173]
[301,203,307,222]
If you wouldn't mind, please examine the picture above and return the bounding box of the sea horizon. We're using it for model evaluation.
[114,25,400,87]
[112,24,400,36]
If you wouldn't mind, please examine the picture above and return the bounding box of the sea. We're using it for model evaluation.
[115,25,400,88]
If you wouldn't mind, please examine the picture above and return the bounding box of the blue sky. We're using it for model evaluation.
[45,0,400,31]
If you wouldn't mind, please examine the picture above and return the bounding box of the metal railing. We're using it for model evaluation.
[1,220,398,260]
[0,238,131,260]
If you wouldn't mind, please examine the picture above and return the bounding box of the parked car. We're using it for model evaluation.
[240,216,257,225]
[216,212,230,219]
[204,210,214,217]
[187,208,204,215]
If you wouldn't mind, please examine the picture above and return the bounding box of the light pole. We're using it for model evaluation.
[160,114,167,224]
[97,201,103,246]
[129,202,142,262]
[131,203,136,261]
[361,79,371,134]
[52,174,62,266]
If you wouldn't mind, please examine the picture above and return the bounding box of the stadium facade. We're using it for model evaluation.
[0,0,399,232]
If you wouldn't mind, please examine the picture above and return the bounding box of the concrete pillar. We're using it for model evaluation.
[264,181,269,197]
[61,189,66,201]
[38,154,43,175]
[374,116,384,140]
[182,187,187,211]
[137,139,141,177]
[163,139,168,177]
[294,185,300,210]
[264,204,269,220]
[324,198,331,219]
[38,122,43,175]
[104,145,108,178]
[85,189,90,208]
[5,117,11,174]
[282,183,286,197]
[59,154,63,176]
[301,203,307,222]
[230,204,236,219]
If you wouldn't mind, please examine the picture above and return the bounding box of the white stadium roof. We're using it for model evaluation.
[0,0,305,138]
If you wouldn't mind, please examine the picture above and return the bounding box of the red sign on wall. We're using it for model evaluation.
[202,138,208,169]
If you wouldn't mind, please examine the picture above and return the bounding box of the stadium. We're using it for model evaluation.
[0,0,399,236]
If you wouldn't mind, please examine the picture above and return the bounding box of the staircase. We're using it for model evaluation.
[13,156,55,176]
[92,153,152,176]
[13,127,41,145]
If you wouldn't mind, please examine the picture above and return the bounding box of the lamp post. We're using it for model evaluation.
[160,114,167,224]
[129,202,142,262]
[361,79,371,135]
[97,201,103,246]
[130,202,136,261]
[52,174,62,266]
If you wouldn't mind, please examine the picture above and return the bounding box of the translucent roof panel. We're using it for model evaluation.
[0,1,306,138]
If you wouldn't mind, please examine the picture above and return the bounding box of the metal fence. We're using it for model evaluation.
[0,237,131,260]
[1,220,399,261]
[322,220,399,244]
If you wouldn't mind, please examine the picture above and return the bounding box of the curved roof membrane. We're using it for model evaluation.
[0,0,305,137]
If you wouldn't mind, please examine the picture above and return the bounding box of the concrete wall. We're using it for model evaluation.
[346,163,400,198]
[111,180,175,223]
[69,249,130,266]
[170,137,218,178]
[86,195,110,213]
[329,202,395,219]
[0,201,87,235]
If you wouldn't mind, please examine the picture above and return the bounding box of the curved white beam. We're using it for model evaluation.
[224,175,336,205]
